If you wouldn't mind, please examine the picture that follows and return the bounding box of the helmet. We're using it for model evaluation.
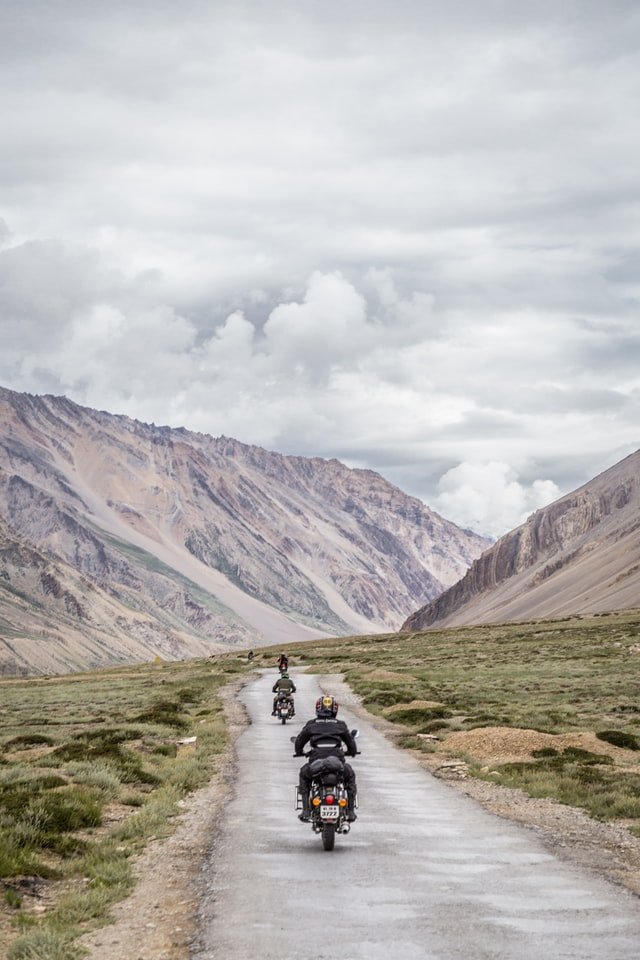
[280,671,289,679]
[315,695,338,718]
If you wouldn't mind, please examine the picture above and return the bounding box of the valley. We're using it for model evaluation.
[2,610,640,957]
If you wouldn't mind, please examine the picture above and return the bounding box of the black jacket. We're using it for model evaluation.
[294,717,357,760]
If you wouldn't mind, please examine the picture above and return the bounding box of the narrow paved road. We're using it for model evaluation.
[193,670,640,959]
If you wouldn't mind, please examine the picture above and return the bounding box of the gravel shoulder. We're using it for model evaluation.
[79,671,640,959]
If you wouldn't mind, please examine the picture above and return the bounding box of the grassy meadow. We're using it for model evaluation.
[0,654,246,959]
[276,608,640,826]
[2,608,640,956]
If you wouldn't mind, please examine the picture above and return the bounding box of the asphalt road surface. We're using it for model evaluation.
[193,670,640,959]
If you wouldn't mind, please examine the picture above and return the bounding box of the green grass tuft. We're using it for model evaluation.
[7,929,83,960]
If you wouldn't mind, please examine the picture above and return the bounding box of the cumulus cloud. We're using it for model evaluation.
[434,462,562,539]
[263,272,370,381]
[1,236,636,533]
[1,2,640,534]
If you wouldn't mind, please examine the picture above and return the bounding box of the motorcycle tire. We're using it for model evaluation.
[321,823,336,851]
[281,715,287,725]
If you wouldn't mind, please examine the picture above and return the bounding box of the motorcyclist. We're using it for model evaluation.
[272,671,296,715]
[277,652,289,673]
[294,695,357,822]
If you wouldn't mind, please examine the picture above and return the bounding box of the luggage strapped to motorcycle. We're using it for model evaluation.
[308,755,345,779]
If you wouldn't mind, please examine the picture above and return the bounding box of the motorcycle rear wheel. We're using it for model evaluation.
[281,715,287,724]
[321,823,336,851]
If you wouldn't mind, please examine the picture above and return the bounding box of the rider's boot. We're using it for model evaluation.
[298,793,311,822]
[347,791,357,822]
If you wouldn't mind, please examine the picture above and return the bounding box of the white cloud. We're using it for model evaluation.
[1,2,640,535]
[434,462,562,538]
[263,272,370,380]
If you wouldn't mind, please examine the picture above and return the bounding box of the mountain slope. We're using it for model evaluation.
[0,387,488,672]
[402,449,640,631]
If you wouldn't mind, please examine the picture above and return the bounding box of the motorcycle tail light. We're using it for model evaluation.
[325,795,334,804]
[312,797,321,806]
[338,798,347,807]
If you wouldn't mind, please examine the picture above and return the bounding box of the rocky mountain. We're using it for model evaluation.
[0,387,488,674]
[402,449,640,631]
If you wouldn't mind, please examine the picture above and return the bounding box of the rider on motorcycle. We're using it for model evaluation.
[294,695,357,822]
[277,652,289,673]
[272,671,296,715]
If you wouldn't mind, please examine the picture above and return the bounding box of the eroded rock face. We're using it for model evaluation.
[402,450,640,631]
[0,386,488,673]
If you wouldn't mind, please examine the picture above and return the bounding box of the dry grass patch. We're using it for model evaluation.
[383,699,445,716]
[366,669,414,683]
[439,726,640,765]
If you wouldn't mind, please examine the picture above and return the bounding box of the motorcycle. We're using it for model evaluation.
[275,693,295,724]
[292,731,359,851]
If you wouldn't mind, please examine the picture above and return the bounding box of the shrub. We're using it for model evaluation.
[151,743,178,758]
[462,714,513,727]
[46,834,88,856]
[0,768,65,789]
[64,763,122,800]
[3,734,55,751]
[52,741,159,785]
[112,785,181,842]
[0,776,68,820]
[121,793,144,807]
[561,746,612,765]
[420,719,450,732]
[362,688,415,708]
[75,727,143,744]
[5,887,22,908]
[0,834,47,880]
[131,700,187,730]
[27,787,103,838]
[395,734,424,750]
[596,729,640,751]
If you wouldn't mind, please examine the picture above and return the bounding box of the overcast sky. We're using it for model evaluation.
[1,0,639,537]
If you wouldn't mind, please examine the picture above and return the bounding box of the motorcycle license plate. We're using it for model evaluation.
[320,805,340,820]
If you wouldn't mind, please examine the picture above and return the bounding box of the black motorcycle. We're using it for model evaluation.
[275,693,295,724]
[293,731,359,851]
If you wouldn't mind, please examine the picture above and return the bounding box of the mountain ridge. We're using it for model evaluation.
[402,448,640,631]
[0,386,488,673]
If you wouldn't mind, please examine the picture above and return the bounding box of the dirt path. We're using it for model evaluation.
[79,672,640,959]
